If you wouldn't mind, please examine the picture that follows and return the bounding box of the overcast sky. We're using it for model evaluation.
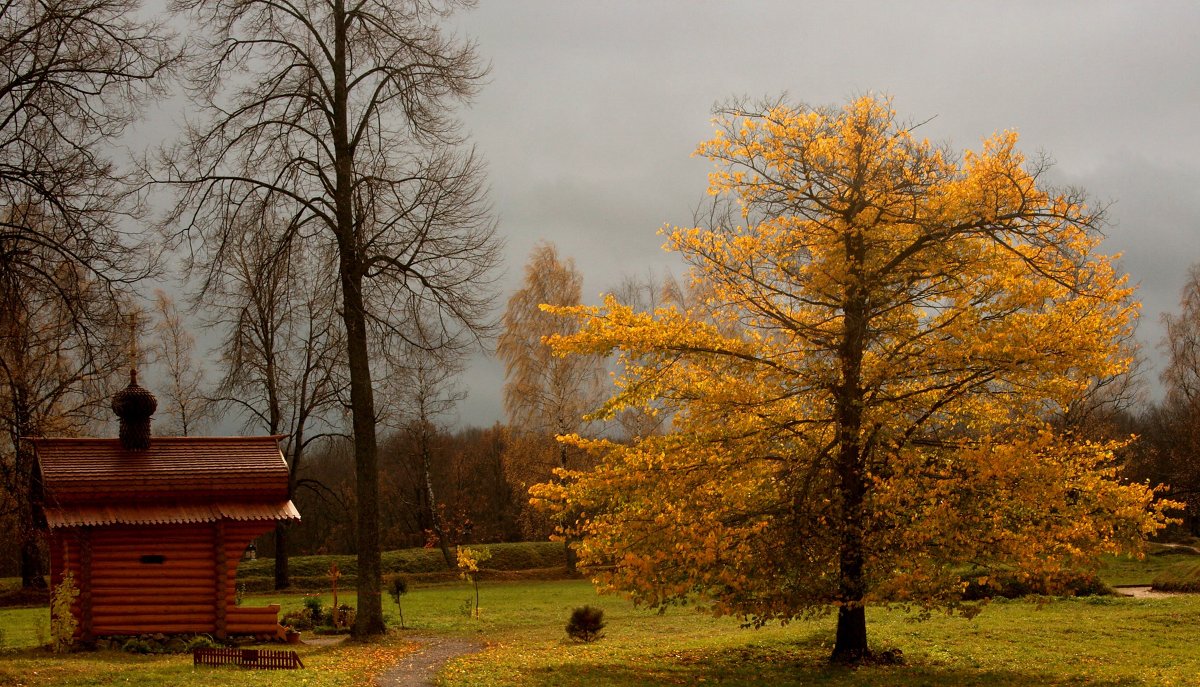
[429,1,1200,428]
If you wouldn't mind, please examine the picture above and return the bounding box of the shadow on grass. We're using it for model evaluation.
[514,637,1142,687]
[518,662,1140,687]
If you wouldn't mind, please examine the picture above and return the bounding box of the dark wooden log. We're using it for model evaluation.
[93,623,214,634]
[92,603,216,614]
[214,521,227,639]
[80,528,93,641]
[91,585,216,596]
[95,613,216,625]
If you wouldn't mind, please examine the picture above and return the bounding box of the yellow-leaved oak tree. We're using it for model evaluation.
[532,96,1174,664]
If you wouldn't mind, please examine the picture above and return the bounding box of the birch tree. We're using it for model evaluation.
[497,242,604,571]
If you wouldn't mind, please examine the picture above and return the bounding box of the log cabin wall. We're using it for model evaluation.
[91,524,218,636]
[50,520,273,637]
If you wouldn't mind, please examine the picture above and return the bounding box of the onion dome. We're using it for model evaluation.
[112,369,157,450]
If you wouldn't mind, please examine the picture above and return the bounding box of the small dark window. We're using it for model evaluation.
[140,554,166,564]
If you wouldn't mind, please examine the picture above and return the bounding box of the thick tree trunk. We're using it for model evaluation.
[343,281,384,637]
[833,605,868,662]
[329,0,383,638]
[830,421,869,662]
[275,430,300,591]
[19,529,46,590]
[831,226,870,664]
[831,461,868,662]
[563,539,578,575]
[273,522,290,590]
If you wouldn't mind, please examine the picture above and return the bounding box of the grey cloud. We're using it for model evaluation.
[443,1,1200,424]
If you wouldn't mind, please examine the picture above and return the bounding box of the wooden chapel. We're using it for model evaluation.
[32,370,300,642]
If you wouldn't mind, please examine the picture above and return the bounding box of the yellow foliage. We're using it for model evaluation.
[532,95,1175,627]
[456,545,491,578]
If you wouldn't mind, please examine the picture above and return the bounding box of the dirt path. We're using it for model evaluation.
[376,635,485,687]
[302,635,348,648]
[1117,586,1184,599]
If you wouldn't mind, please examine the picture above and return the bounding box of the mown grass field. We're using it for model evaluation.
[431,581,1200,687]
[2,548,1200,686]
[1099,546,1199,587]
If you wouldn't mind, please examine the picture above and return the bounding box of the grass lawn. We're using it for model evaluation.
[419,580,1200,687]
[3,554,1200,686]
[0,635,416,687]
[1099,549,1200,587]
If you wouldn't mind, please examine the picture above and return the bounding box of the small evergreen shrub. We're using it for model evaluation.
[566,605,606,643]
[303,595,325,625]
[388,576,408,602]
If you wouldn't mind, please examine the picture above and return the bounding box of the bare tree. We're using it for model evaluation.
[1,0,178,297]
[497,242,604,571]
[202,217,345,589]
[1163,264,1200,409]
[1143,263,1200,529]
[160,0,500,635]
[1057,328,1146,439]
[149,290,213,436]
[0,257,127,588]
[0,0,178,588]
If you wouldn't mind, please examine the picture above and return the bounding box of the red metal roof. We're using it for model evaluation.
[33,436,299,528]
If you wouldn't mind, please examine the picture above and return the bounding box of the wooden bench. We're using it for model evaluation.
[193,647,304,669]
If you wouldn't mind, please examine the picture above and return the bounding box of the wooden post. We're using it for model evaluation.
[214,522,227,639]
[79,528,92,642]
